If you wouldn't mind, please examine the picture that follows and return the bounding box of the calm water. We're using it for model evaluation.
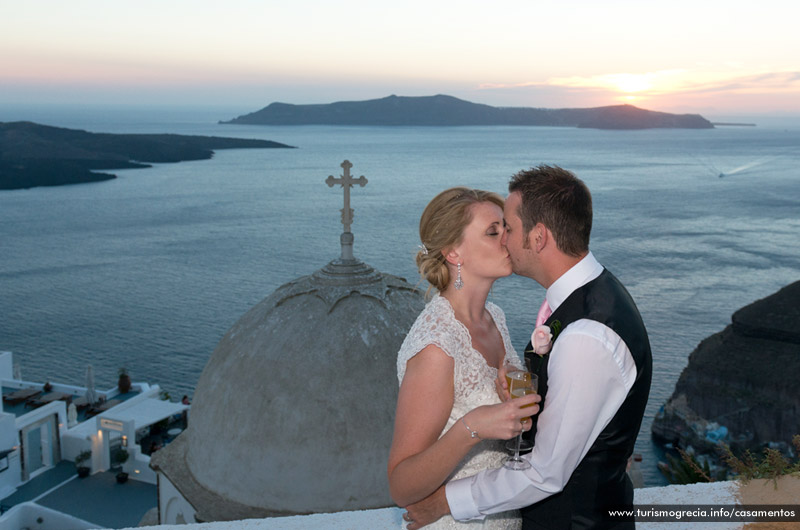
[2,104,799,486]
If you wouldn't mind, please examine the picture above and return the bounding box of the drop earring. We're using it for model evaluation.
[454,263,464,290]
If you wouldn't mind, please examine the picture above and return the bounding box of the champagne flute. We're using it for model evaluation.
[505,359,534,452]
[503,372,538,470]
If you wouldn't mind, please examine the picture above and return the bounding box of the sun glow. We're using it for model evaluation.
[609,74,652,93]
[548,70,692,96]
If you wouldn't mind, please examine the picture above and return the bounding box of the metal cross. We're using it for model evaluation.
[326,160,368,234]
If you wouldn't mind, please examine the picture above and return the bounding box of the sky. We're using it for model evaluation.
[2,0,799,116]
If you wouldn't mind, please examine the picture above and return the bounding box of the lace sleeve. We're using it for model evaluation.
[397,297,459,384]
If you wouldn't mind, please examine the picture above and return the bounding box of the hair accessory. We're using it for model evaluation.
[418,244,429,255]
[461,417,480,439]
[454,262,464,290]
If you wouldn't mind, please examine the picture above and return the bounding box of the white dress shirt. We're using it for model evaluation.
[445,252,638,520]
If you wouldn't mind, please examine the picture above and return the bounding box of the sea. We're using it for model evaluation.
[2,103,799,488]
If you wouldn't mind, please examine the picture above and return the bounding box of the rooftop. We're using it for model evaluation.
[1,461,157,529]
[1,385,140,422]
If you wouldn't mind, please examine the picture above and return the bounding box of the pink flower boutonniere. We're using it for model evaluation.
[531,325,553,356]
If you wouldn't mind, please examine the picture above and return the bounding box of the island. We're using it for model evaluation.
[652,281,800,463]
[222,94,714,130]
[0,121,295,190]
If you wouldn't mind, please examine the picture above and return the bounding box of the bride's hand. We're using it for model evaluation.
[462,395,539,441]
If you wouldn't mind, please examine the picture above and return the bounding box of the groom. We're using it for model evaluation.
[405,165,652,529]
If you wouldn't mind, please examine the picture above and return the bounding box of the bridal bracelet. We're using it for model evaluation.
[461,417,480,439]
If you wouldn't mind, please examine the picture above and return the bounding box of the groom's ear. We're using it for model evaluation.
[523,224,540,250]
[532,223,547,252]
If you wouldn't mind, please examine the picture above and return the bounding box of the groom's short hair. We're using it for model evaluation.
[508,165,592,257]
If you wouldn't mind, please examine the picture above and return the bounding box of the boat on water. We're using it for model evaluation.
[0,350,189,528]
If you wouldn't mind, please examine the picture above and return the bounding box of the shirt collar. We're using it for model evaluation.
[546,251,604,312]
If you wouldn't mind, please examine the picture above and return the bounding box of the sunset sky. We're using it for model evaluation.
[2,0,798,116]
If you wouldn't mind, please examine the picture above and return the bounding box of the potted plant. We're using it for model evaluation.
[112,447,129,483]
[117,367,131,394]
[75,449,91,478]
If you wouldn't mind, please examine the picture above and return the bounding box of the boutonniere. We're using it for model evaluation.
[525,320,563,357]
[531,325,553,355]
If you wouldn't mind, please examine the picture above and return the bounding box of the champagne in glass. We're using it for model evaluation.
[505,369,530,392]
[505,359,534,452]
[511,387,534,422]
[503,372,538,471]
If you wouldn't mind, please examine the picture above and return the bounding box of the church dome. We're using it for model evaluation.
[153,161,424,520]
[184,258,422,515]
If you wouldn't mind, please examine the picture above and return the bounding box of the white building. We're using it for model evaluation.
[1,350,188,526]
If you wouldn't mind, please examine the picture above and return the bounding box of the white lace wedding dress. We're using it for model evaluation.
[397,294,522,529]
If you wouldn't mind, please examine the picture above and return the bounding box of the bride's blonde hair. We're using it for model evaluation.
[416,187,504,294]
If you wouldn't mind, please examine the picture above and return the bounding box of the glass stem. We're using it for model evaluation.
[513,432,522,460]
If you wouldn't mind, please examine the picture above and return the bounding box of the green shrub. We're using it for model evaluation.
[721,435,800,487]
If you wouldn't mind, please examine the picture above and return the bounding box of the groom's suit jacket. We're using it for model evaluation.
[522,269,652,530]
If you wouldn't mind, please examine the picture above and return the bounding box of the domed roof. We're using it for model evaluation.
[153,162,425,519]
[183,258,422,515]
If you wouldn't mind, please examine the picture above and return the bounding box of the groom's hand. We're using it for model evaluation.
[404,485,449,529]
[494,363,519,401]
[495,363,511,401]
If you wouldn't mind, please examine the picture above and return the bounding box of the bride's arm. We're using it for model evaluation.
[387,344,537,507]
[388,344,474,507]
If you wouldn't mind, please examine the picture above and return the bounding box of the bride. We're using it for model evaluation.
[388,187,538,529]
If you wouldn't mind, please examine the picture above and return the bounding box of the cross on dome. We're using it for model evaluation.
[326,160,368,261]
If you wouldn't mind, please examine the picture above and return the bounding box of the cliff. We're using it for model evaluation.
[652,281,800,453]
[0,121,294,190]
[222,94,714,130]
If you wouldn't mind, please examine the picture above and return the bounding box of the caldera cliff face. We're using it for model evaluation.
[652,281,800,453]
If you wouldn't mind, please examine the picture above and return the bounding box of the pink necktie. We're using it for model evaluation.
[536,299,552,327]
